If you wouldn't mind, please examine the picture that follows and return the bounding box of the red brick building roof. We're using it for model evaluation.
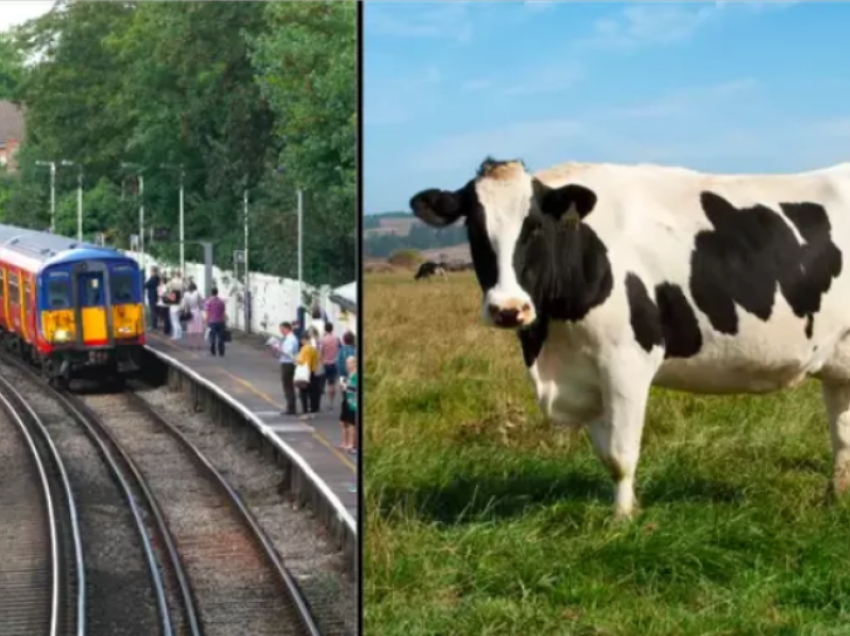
[0,100,25,147]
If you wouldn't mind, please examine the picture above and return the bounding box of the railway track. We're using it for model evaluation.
[0,365,84,636]
[0,356,168,636]
[0,352,323,636]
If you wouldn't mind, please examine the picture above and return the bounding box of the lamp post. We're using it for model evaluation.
[58,160,82,241]
[243,185,250,333]
[276,166,304,304]
[34,160,56,232]
[297,188,303,305]
[161,164,185,273]
[121,162,145,271]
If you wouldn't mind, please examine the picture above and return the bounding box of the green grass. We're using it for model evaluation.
[364,272,850,636]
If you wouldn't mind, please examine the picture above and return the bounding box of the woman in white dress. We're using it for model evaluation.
[156,275,170,334]
[181,282,205,350]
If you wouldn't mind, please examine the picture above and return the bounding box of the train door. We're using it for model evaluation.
[8,268,21,333]
[77,269,110,346]
[23,275,36,344]
[0,266,6,329]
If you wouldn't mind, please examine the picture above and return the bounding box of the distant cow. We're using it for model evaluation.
[414,261,447,281]
[411,156,850,517]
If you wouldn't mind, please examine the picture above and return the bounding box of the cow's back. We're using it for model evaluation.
[535,162,850,394]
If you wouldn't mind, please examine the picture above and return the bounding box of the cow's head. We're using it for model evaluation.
[410,158,597,329]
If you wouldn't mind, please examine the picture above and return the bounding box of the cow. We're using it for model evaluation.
[410,156,850,518]
[415,260,447,281]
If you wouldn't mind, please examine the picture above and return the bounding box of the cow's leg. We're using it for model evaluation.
[588,357,655,518]
[821,381,850,498]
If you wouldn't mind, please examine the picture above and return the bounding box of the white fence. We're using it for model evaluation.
[123,251,356,338]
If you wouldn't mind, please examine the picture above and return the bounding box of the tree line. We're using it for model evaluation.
[365,222,467,259]
[0,1,355,286]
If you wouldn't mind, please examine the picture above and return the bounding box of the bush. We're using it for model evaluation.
[387,249,424,269]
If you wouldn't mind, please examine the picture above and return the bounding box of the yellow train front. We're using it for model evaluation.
[0,225,146,388]
[38,250,146,386]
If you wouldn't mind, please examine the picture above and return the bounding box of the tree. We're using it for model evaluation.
[250,2,356,284]
[2,1,356,286]
[0,30,24,100]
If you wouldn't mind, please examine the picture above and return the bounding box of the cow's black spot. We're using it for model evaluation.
[514,211,613,323]
[465,195,499,293]
[625,274,704,358]
[625,273,663,353]
[655,282,703,358]
[518,316,549,367]
[779,202,843,331]
[690,192,842,338]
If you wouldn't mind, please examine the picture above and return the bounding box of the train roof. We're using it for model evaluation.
[0,223,129,267]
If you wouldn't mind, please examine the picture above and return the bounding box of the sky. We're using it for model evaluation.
[0,1,53,33]
[364,1,850,214]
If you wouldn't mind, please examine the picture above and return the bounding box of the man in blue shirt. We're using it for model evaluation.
[274,321,300,415]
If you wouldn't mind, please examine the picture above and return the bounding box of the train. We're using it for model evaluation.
[0,223,146,386]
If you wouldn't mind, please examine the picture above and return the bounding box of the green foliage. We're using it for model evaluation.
[54,177,124,241]
[0,29,24,100]
[0,167,11,214]
[250,1,356,285]
[387,249,424,269]
[4,1,354,285]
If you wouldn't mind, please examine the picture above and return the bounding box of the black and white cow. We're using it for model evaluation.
[410,156,850,517]
[414,261,447,281]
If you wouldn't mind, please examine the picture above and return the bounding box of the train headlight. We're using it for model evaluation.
[54,329,70,343]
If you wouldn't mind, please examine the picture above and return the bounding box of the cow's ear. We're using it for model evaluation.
[536,180,598,221]
[410,188,466,227]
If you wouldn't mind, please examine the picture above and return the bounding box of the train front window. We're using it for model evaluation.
[46,274,71,309]
[111,265,139,305]
[79,275,104,307]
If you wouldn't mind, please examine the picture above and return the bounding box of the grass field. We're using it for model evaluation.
[364,271,850,636]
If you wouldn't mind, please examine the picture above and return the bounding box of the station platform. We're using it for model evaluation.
[143,330,358,524]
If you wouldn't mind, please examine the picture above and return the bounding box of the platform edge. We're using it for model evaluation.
[143,345,358,538]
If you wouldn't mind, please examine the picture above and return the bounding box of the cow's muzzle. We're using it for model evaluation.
[487,301,534,329]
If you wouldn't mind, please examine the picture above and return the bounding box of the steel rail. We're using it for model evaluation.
[124,390,324,636]
[0,372,86,636]
[56,390,203,636]
[0,376,61,636]
[0,352,176,636]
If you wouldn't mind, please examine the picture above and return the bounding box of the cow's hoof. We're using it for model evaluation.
[611,504,640,521]
[826,480,850,506]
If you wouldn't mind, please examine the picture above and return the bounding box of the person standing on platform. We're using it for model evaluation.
[181,282,205,350]
[271,321,300,416]
[309,303,327,337]
[157,273,171,335]
[340,356,357,455]
[320,322,341,411]
[204,287,227,357]
[296,331,322,420]
[168,270,185,340]
[295,305,307,340]
[144,266,160,330]
[337,331,357,450]
[309,326,326,410]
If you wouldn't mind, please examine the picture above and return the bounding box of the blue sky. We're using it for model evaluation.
[364,1,850,213]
